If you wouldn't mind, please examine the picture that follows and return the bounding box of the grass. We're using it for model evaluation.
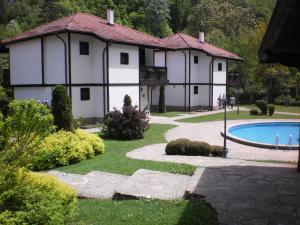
[152,111,191,117]
[58,124,196,176]
[76,199,218,225]
[243,104,300,114]
[176,111,299,123]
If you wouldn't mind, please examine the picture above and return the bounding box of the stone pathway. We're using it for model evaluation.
[48,170,128,199]
[115,169,190,200]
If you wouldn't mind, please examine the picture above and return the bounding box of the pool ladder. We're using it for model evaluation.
[274,134,292,150]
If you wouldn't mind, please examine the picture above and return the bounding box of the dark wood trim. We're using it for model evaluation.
[168,82,226,86]
[211,57,215,111]
[41,37,45,85]
[10,83,141,88]
[68,32,72,98]
[180,51,187,111]
[188,50,191,111]
[102,46,107,117]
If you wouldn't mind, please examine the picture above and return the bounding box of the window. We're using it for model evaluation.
[218,63,223,71]
[80,88,90,101]
[120,52,129,65]
[193,86,199,94]
[80,42,89,55]
[194,56,199,64]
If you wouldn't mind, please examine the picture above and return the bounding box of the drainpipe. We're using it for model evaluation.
[209,57,215,111]
[56,35,68,89]
[67,32,72,98]
[106,42,112,112]
[188,50,191,111]
[102,46,108,117]
[181,51,187,111]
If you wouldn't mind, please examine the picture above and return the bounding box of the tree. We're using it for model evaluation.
[1,100,55,167]
[51,85,73,131]
[158,85,166,113]
[144,0,172,37]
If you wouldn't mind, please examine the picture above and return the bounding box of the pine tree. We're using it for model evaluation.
[51,85,73,131]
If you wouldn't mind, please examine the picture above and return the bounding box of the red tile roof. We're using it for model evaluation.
[163,33,244,61]
[1,13,167,49]
[1,13,243,60]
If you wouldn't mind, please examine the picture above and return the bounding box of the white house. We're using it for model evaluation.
[0,9,243,122]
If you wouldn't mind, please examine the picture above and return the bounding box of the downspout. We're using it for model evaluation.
[102,46,108,117]
[106,42,112,112]
[209,57,214,111]
[41,37,45,85]
[56,35,68,89]
[181,51,187,111]
[67,32,72,98]
[188,50,191,111]
[211,57,215,111]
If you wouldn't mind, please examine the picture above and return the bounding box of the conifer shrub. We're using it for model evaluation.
[123,94,132,107]
[255,100,268,115]
[158,85,166,113]
[249,108,259,115]
[52,85,73,131]
[0,167,77,225]
[268,104,275,116]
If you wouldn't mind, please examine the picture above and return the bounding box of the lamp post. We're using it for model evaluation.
[222,95,228,158]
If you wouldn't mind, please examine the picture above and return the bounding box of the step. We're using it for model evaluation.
[115,169,190,200]
[48,170,129,199]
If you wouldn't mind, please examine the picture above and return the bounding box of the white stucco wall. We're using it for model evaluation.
[108,44,139,84]
[190,85,210,106]
[9,39,42,85]
[72,86,104,119]
[44,34,67,84]
[165,51,187,83]
[213,59,227,84]
[154,51,165,67]
[71,33,105,84]
[109,86,139,111]
[190,51,211,83]
[14,87,53,102]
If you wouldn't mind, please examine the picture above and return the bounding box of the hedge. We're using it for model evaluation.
[165,139,223,157]
[29,130,105,171]
[0,168,77,225]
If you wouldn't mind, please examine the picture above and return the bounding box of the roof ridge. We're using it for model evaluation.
[177,33,192,48]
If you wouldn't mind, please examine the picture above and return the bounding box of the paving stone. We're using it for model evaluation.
[48,170,129,199]
[115,169,190,200]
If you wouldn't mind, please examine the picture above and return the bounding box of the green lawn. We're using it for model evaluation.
[76,199,218,225]
[152,111,191,117]
[176,111,299,123]
[243,104,300,114]
[58,124,195,176]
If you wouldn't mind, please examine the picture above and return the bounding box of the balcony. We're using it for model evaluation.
[139,66,169,86]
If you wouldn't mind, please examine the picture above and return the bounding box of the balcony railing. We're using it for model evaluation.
[139,66,169,86]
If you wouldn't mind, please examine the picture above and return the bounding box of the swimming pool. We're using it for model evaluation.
[228,122,300,150]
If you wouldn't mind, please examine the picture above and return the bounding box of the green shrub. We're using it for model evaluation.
[165,138,189,155]
[249,108,259,116]
[103,100,149,140]
[255,100,268,115]
[0,167,77,225]
[268,104,275,116]
[52,85,73,131]
[165,139,222,157]
[158,85,166,113]
[123,94,132,107]
[210,145,223,157]
[186,141,210,156]
[29,130,105,171]
[1,100,55,167]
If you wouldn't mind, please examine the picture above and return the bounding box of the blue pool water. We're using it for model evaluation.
[229,122,300,146]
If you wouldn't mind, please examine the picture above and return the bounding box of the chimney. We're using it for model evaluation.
[199,31,204,43]
[107,6,114,25]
